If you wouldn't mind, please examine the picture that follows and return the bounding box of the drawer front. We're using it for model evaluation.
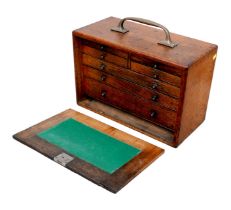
[82,54,181,98]
[131,55,183,76]
[81,45,128,68]
[83,77,177,130]
[131,61,181,87]
[81,39,128,58]
[83,65,179,111]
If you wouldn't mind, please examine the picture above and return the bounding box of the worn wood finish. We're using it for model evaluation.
[130,61,181,87]
[81,45,128,68]
[78,99,174,143]
[73,17,216,68]
[13,109,164,193]
[84,78,177,130]
[82,54,181,98]
[81,38,128,58]
[73,17,218,147]
[131,55,183,76]
[73,38,84,101]
[176,48,217,144]
[83,65,179,111]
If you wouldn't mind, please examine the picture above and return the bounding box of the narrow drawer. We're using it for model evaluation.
[81,45,128,68]
[81,39,128,58]
[83,77,177,130]
[82,54,181,98]
[131,55,184,77]
[83,65,179,111]
[131,61,181,87]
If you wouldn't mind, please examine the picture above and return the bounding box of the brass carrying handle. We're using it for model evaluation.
[111,17,178,48]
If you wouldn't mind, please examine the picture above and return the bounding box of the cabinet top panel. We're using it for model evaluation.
[73,17,217,69]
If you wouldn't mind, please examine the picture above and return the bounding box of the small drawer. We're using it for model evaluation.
[81,45,128,68]
[82,54,181,98]
[83,65,179,111]
[131,61,181,87]
[131,55,184,77]
[81,39,128,58]
[83,78,177,130]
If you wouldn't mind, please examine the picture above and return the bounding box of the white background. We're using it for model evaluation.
[1,0,230,209]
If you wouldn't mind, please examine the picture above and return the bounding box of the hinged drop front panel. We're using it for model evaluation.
[13,109,164,193]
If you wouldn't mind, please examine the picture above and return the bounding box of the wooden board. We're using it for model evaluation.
[13,109,164,193]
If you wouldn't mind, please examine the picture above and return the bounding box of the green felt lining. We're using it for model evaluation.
[37,118,141,174]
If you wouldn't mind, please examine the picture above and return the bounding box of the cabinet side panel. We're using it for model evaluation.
[177,47,217,144]
[73,35,84,102]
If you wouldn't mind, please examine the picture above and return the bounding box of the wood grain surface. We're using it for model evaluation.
[73,17,218,147]
[78,99,175,144]
[82,65,179,111]
[81,45,128,68]
[13,109,164,193]
[73,17,217,68]
[83,78,177,130]
[176,48,218,144]
[82,54,181,98]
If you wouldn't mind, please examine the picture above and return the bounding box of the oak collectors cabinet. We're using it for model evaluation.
[73,17,217,147]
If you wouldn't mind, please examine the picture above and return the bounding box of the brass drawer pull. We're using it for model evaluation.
[150,111,156,118]
[153,64,158,69]
[111,17,178,48]
[152,83,158,89]
[101,90,106,97]
[100,54,106,60]
[100,45,105,51]
[99,63,106,70]
[152,95,158,102]
[153,74,158,79]
[101,75,107,81]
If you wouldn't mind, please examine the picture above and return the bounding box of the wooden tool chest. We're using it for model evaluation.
[73,17,217,147]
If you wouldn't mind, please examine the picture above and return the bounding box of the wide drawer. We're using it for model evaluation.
[131,55,184,76]
[131,61,181,87]
[83,77,177,130]
[82,54,181,98]
[83,65,179,111]
[81,45,128,68]
[81,39,128,58]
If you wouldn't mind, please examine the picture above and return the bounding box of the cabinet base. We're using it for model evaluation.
[78,98,176,147]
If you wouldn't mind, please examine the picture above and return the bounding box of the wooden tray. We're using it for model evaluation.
[13,109,164,193]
